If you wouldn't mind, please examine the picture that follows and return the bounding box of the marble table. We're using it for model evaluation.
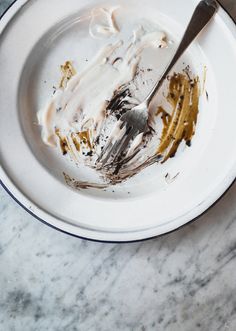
[0,1,236,330]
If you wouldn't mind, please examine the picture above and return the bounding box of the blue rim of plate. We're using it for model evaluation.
[0,0,235,244]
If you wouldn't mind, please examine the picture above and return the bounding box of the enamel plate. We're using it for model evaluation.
[0,0,236,242]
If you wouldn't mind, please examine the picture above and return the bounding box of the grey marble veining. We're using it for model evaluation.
[0,0,12,14]
[1,184,236,331]
[0,1,236,330]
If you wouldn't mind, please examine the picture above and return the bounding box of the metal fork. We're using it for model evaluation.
[97,0,219,167]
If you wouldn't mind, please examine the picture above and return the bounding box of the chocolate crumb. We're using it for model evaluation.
[86,151,93,157]
[52,86,57,95]
[112,57,123,65]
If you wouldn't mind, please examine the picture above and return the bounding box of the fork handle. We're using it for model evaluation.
[146,0,219,106]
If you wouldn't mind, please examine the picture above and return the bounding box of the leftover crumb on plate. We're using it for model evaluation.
[37,6,201,189]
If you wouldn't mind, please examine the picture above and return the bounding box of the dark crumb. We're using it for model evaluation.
[107,87,132,114]
[56,107,62,112]
[112,57,123,65]
[206,91,209,101]
[128,192,131,194]
[85,59,88,62]
[186,140,192,147]
[86,151,93,157]
[183,65,191,80]
[112,190,115,193]
[96,136,100,145]
[52,86,57,95]
[165,173,169,179]
[147,68,153,72]
[82,152,85,155]
[116,114,121,120]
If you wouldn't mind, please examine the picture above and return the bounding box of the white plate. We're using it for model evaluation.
[0,0,236,242]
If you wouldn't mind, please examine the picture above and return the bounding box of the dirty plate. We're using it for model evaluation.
[0,0,236,242]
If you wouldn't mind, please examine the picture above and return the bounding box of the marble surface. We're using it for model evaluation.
[0,1,236,330]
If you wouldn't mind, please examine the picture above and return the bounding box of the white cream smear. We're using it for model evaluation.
[37,6,169,186]
[89,6,120,39]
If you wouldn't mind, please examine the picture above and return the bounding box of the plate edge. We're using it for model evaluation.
[0,0,235,243]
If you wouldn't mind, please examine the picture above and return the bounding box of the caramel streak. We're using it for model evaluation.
[156,73,200,162]
[59,61,77,89]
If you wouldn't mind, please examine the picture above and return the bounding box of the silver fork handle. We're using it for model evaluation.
[146,0,219,106]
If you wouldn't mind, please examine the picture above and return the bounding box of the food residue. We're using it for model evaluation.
[37,6,201,189]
